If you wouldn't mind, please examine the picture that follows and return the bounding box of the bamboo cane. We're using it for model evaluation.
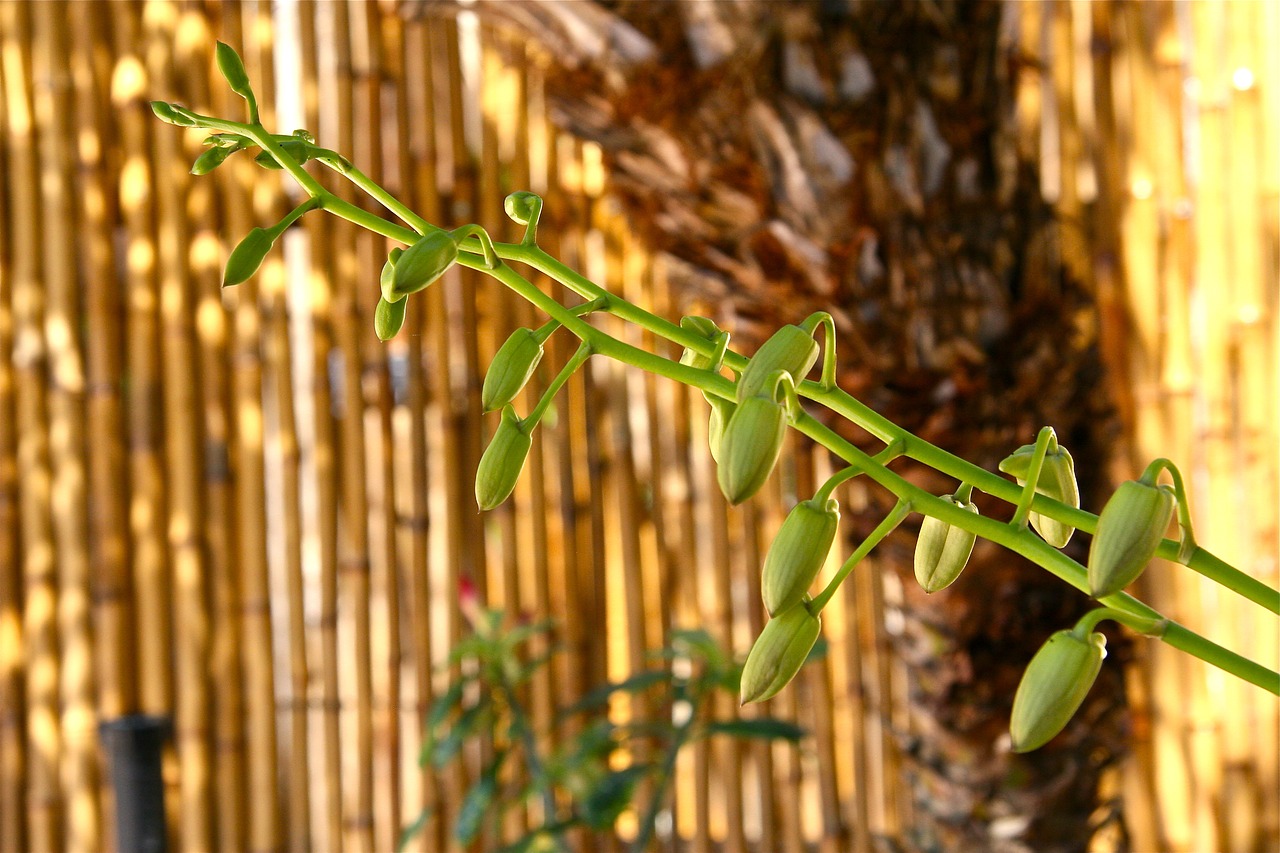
[295,3,344,849]
[142,5,217,850]
[0,10,30,851]
[2,3,61,849]
[215,4,282,850]
[33,3,102,850]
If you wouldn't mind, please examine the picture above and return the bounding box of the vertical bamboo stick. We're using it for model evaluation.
[111,0,172,725]
[33,4,101,850]
[216,3,282,849]
[143,5,215,850]
[0,11,29,851]
[296,3,344,849]
[2,3,61,849]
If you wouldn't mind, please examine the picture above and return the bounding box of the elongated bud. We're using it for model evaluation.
[1010,629,1106,752]
[763,498,840,615]
[475,406,533,511]
[736,324,819,402]
[999,444,1081,547]
[150,101,198,127]
[223,227,275,286]
[706,396,735,463]
[679,316,723,370]
[191,146,233,175]
[717,393,787,505]
[375,295,407,341]
[1087,479,1175,597]
[740,603,822,704]
[215,42,253,99]
[482,328,544,412]
[380,247,405,303]
[391,231,458,299]
[913,496,979,593]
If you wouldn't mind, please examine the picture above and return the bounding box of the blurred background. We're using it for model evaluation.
[0,0,1275,851]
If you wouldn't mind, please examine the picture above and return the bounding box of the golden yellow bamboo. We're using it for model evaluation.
[32,3,102,851]
[2,3,61,849]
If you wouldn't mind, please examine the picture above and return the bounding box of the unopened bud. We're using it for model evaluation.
[503,191,542,226]
[913,496,979,593]
[763,498,840,615]
[740,603,822,704]
[191,146,233,175]
[391,231,458,299]
[1087,479,1175,597]
[706,396,735,464]
[1000,444,1081,547]
[1010,629,1106,752]
[716,393,787,505]
[482,328,544,412]
[223,227,275,286]
[215,42,253,100]
[475,406,533,511]
[736,324,819,402]
[375,295,407,341]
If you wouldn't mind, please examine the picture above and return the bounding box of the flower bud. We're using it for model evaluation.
[740,603,822,704]
[391,230,458,299]
[762,498,840,615]
[716,393,787,505]
[482,328,544,412]
[1087,479,1175,597]
[374,295,407,341]
[215,42,253,100]
[999,444,1081,547]
[706,396,735,464]
[475,406,533,511]
[1010,629,1106,752]
[679,316,723,370]
[223,227,275,286]
[503,191,542,225]
[913,496,979,593]
[191,146,233,176]
[150,101,198,127]
[736,324,819,402]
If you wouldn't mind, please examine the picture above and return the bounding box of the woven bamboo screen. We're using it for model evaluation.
[0,2,1274,853]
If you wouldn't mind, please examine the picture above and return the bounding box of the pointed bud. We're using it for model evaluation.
[716,393,787,505]
[1010,629,1106,752]
[679,316,723,370]
[503,191,542,225]
[736,324,819,402]
[475,406,533,511]
[740,603,822,704]
[999,444,1081,547]
[223,227,275,286]
[150,101,198,127]
[375,295,407,341]
[913,495,979,593]
[191,146,233,175]
[482,328,544,412]
[215,42,253,100]
[762,499,840,616]
[379,247,405,303]
[391,231,458,299]
[1087,479,1175,597]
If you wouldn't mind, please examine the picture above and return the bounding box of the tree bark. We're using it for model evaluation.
[415,1,1131,849]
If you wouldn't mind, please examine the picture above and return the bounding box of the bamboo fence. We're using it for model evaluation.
[0,2,1274,852]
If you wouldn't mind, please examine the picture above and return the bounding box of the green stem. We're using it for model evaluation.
[1144,457,1199,562]
[809,501,913,613]
[1010,426,1056,529]
[498,681,569,853]
[1073,607,1168,638]
[527,341,593,427]
[629,716,696,853]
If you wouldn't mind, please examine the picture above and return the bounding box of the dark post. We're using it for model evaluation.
[99,714,171,853]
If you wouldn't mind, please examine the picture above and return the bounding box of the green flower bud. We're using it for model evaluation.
[705,396,735,464]
[475,406,533,511]
[223,227,275,286]
[913,495,979,593]
[379,247,405,303]
[762,498,840,616]
[716,393,787,505]
[999,444,1081,547]
[150,101,198,127]
[215,42,253,100]
[391,230,458,299]
[679,316,723,370]
[503,191,542,225]
[1087,479,1175,597]
[374,295,407,341]
[482,328,544,412]
[736,324,819,402]
[1010,629,1106,752]
[191,146,233,175]
[740,603,822,704]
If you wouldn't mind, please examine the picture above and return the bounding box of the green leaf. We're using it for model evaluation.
[669,628,728,669]
[215,42,253,100]
[454,753,505,844]
[223,227,275,286]
[579,764,650,830]
[703,718,806,742]
[560,670,669,716]
[429,698,491,768]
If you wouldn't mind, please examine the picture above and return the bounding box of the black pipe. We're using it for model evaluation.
[99,714,170,853]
